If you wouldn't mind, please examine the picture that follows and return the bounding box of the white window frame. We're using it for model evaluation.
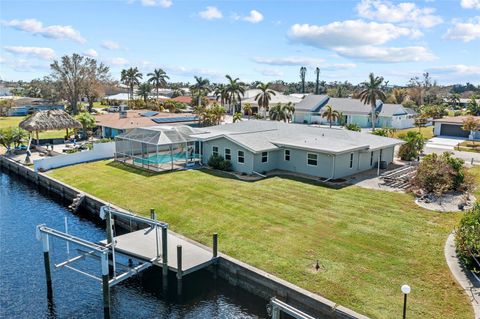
[261,151,268,163]
[307,153,318,166]
[349,153,354,169]
[238,150,245,164]
[284,149,290,161]
[212,146,219,157]
[224,148,231,161]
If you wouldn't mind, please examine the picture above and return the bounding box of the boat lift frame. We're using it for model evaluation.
[268,297,315,319]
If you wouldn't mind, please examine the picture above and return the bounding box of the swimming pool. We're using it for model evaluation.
[134,152,200,165]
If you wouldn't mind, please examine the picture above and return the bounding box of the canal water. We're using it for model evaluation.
[0,171,269,319]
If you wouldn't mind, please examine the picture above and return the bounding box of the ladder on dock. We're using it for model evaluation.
[68,193,85,212]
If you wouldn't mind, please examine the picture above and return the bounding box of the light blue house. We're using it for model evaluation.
[192,120,403,179]
[294,95,417,129]
[7,98,64,116]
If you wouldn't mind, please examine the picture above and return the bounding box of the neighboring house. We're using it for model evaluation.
[192,120,403,179]
[241,89,302,114]
[433,116,480,140]
[6,97,64,116]
[95,110,198,138]
[294,95,417,129]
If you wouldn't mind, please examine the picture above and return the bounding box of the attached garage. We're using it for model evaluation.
[439,124,470,138]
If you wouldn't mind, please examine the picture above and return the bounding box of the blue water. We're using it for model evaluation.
[0,171,268,318]
[134,152,200,165]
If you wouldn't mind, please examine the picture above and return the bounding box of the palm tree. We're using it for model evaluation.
[243,103,253,119]
[466,96,479,116]
[255,82,276,118]
[358,73,386,131]
[449,93,461,109]
[284,102,295,122]
[210,103,226,125]
[190,76,211,107]
[315,67,320,95]
[120,67,143,100]
[398,131,425,160]
[213,84,228,106]
[147,68,169,100]
[225,75,245,113]
[321,105,340,128]
[137,82,152,103]
[300,66,307,93]
[233,112,242,123]
[391,88,408,104]
[269,103,289,122]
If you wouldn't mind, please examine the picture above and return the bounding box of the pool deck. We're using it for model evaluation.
[105,227,215,275]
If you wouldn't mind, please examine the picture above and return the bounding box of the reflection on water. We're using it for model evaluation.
[0,171,268,318]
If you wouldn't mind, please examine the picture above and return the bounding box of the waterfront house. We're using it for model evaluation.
[293,95,417,129]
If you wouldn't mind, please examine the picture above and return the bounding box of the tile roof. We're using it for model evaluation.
[95,110,197,130]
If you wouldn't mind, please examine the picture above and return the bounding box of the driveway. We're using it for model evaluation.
[426,136,466,150]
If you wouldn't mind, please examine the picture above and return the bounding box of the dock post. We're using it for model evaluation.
[212,233,218,279]
[101,252,111,319]
[150,208,156,220]
[177,245,183,296]
[105,210,114,276]
[162,226,168,290]
[42,234,53,298]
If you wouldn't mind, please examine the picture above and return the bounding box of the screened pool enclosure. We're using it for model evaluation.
[114,126,201,171]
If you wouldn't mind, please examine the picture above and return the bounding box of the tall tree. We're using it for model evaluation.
[358,73,386,131]
[50,53,92,115]
[315,67,320,95]
[321,105,340,128]
[137,82,152,103]
[391,88,408,104]
[190,76,211,107]
[269,103,293,122]
[213,84,228,106]
[84,60,110,112]
[255,82,276,118]
[300,66,307,94]
[120,67,143,100]
[147,68,169,100]
[225,75,245,113]
[467,96,479,116]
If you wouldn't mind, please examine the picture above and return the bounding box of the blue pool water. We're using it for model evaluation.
[134,152,200,165]
[0,170,268,318]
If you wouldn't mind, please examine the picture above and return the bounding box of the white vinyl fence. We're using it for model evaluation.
[34,142,115,172]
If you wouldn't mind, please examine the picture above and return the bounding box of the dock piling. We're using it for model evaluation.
[162,226,168,289]
[177,245,183,296]
[212,233,218,258]
[150,208,156,220]
[101,252,111,319]
[42,234,53,298]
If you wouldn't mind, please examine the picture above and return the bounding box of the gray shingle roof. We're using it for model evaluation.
[192,120,403,154]
[294,95,329,112]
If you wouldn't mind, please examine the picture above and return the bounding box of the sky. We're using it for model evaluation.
[0,0,479,85]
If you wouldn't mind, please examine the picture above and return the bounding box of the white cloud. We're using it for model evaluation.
[461,0,480,9]
[4,46,55,60]
[256,68,284,77]
[1,18,86,43]
[427,64,480,75]
[444,17,480,42]
[0,56,49,72]
[141,0,172,8]
[166,66,223,79]
[83,49,98,57]
[101,40,120,50]
[252,56,357,69]
[244,10,263,23]
[356,0,443,28]
[199,6,223,20]
[288,20,421,49]
[334,46,436,62]
[107,57,129,66]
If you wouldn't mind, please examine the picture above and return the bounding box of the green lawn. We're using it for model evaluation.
[48,160,473,319]
[393,126,434,140]
[0,116,65,139]
[455,141,480,153]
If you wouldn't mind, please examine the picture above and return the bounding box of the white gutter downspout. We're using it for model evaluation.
[324,154,336,182]
[377,152,381,176]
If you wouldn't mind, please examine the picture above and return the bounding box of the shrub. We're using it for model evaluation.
[455,204,480,275]
[411,152,475,196]
[207,154,231,171]
[397,131,425,160]
[345,123,361,132]
[372,127,396,137]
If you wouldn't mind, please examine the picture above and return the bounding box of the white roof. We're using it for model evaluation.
[241,89,301,106]
[192,120,403,154]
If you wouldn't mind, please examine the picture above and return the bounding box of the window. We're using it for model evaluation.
[370,152,374,166]
[284,149,290,161]
[212,146,218,157]
[238,150,245,164]
[225,148,231,161]
[349,153,354,168]
[307,153,318,166]
[261,151,268,163]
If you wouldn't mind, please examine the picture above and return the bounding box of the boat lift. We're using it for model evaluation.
[267,298,315,319]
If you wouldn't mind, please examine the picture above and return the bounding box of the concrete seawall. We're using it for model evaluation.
[0,156,369,319]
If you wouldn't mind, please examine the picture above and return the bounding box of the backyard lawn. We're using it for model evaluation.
[0,116,65,139]
[48,160,474,319]
[393,126,434,140]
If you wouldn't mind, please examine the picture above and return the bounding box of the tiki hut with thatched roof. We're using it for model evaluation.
[19,110,82,145]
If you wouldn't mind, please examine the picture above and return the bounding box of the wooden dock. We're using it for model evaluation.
[104,227,215,276]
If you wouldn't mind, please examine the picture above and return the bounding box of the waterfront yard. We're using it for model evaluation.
[48,160,475,319]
